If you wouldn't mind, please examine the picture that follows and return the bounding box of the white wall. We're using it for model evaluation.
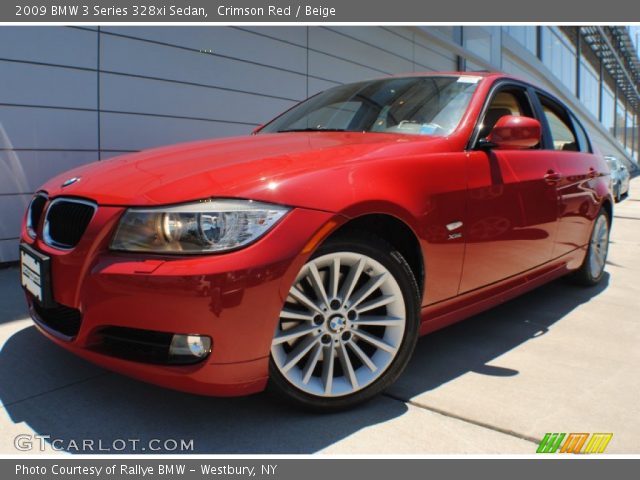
[0,26,457,262]
[1,25,631,263]
[2,25,631,263]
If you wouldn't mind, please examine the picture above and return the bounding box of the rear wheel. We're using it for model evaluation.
[615,183,622,203]
[269,232,420,411]
[572,208,610,286]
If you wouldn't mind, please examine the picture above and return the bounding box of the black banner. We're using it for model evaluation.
[5,459,640,480]
[3,0,640,22]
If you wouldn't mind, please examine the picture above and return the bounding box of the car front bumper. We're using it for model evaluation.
[22,205,338,396]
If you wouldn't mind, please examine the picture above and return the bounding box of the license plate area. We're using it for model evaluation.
[20,243,54,308]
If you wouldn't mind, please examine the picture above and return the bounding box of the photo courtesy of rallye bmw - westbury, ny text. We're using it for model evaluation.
[0,0,639,479]
[15,463,277,476]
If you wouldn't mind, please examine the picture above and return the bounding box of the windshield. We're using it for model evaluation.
[260,76,480,136]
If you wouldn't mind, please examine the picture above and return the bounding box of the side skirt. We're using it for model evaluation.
[418,248,585,336]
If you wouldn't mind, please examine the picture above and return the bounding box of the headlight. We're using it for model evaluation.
[110,199,290,253]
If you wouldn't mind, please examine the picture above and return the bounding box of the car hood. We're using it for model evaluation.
[41,132,450,206]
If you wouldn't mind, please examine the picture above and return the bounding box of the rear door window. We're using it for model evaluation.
[537,94,579,152]
[570,114,592,153]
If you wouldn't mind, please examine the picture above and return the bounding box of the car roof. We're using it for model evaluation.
[386,71,507,80]
[373,71,533,90]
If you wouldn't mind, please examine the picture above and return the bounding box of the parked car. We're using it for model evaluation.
[20,72,613,410]
[604,155,630,202]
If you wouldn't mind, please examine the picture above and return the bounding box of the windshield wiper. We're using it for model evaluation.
[276,128,351,133]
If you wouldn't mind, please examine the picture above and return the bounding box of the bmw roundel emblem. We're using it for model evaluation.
[61,176,81,188]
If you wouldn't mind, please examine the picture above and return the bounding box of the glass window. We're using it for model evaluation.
[432,26,455,40]
[602,85,615,136]
[479,87,536,142]
[284,101,361,131]
[571,114,592,153]
[502,26,537,54]
[542,28,577,94]
[260,76,479,137]
[605,156,619,172]
[538,95,579,151]
[616,98,626,146]
[579,59,599,119]
[634,114,639,161]
[626,110,634,153]
[464,26,492,70]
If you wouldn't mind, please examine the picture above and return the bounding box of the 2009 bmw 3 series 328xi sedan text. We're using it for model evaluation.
[20,73,613,410]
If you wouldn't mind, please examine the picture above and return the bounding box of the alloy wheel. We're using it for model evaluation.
[271,252,406,398]
[588,214,609,278]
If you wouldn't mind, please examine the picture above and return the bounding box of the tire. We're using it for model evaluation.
[614,184,621,203]
[571,208,610,286]
[269,231,420,411]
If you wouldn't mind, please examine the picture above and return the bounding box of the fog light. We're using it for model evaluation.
[169,334,212,359]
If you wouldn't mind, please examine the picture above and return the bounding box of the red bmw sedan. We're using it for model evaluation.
[20,72,612,410]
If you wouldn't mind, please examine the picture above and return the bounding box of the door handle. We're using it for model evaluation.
[588,167,598,178]
[544,170,562,184]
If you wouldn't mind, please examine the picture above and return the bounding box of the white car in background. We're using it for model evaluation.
[605,155,631,202]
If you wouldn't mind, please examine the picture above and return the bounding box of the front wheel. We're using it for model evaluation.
[571,208,610,286]
[269,232,420,411]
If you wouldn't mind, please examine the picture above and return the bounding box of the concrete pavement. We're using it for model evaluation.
[1,178,639,454]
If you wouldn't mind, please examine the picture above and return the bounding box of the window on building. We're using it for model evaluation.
[602,85,615,137]
[432,26,455,40]
[542,28,577,94]
[579,58,599,119]
[616,98,626,146]
[502,26,537,54]
[626,110,634,154]
[633,115,640,162]
[463,26,495,71]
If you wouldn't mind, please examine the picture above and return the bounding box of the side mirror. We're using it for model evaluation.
[484,115,541,150]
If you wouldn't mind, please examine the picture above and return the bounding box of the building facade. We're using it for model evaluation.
[0,25,638,262]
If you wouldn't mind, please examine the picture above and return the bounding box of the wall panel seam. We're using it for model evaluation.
[0,103,261,126]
